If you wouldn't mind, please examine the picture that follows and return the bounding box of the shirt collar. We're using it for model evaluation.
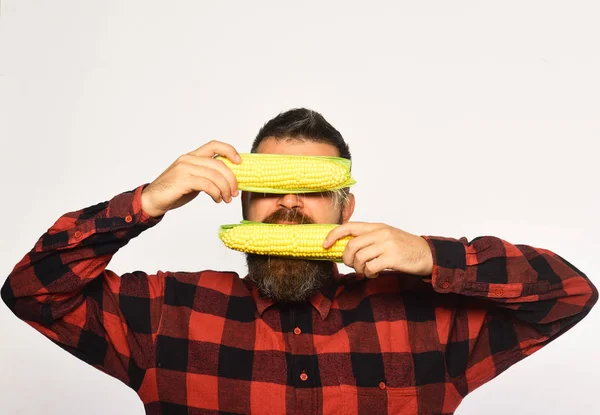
[245,263,348,320]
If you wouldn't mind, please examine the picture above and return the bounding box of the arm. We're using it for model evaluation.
[421,234,598,394]
[1,184,165,390]
[2,140,242,390]
[324,223,598,394]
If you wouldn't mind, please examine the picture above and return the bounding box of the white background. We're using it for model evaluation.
[1,1,598,414]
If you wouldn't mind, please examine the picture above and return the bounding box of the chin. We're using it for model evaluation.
[245,254,334,302]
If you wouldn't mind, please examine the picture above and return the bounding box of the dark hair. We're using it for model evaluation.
[251,108,351,161]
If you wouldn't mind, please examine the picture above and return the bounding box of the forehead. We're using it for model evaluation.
[255,137,340,157]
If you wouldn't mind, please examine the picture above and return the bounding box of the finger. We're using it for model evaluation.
[194,166,233,203]
[352,243,384,275]
[189,140,242,164]
[179,163,233,203]
[210,158,239,197]
[180,155,239,198]
[342,233,379,268]
[363,258,383,279]
[189,176,222,203]
[323,222,387,248]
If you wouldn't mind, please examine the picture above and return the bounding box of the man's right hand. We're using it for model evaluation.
[141,140,242,218]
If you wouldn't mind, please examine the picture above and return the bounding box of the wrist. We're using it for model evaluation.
[418,237,434,276]
[141,188,165,218]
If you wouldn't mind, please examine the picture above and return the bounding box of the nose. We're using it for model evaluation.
[278,193,303,211]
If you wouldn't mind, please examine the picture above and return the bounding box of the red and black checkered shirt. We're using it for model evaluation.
[2,184,597,414]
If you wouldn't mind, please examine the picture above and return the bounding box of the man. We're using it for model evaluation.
[2,108,597,414]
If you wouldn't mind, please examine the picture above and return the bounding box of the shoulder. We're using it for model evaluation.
[164,269,248,297]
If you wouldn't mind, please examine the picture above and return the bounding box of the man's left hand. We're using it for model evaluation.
[323,222,434,278]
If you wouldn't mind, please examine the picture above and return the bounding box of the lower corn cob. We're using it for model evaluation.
[219,221,351,262]
[216,153,356,194]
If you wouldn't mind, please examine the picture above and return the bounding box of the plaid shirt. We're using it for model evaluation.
[2,184,597,415]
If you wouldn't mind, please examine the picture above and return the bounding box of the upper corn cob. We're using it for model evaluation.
[216,153,356,194]
[219,220,352,262]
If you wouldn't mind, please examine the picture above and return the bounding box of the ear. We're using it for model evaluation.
[341,192,355,223]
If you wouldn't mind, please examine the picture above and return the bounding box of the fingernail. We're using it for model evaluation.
[236,155,242,163]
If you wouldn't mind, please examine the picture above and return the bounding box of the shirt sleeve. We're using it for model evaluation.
[420,235,598,396]
[1,184,165,391]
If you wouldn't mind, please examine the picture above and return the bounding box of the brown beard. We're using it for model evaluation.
[245,207,342,303]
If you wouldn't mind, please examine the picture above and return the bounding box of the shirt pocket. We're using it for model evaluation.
[338,382,420,414]
[335,356,420,414]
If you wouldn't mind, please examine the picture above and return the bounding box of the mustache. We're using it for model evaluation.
[262,208,315,225]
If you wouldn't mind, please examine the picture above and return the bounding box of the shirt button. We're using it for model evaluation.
[73,231,82,239]
[293,327,302,335]
[441,281,450,289]
[125,214,133,223]
[300,371,308,381]
[379,382,386,390]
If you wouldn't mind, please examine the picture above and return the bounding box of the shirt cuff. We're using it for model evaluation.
[136,184,165,225]
[100,183,164,229]
[420,236,467,293]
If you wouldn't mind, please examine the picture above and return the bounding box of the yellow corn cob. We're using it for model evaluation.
[219,221,352,262]
[216,153,356,194]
